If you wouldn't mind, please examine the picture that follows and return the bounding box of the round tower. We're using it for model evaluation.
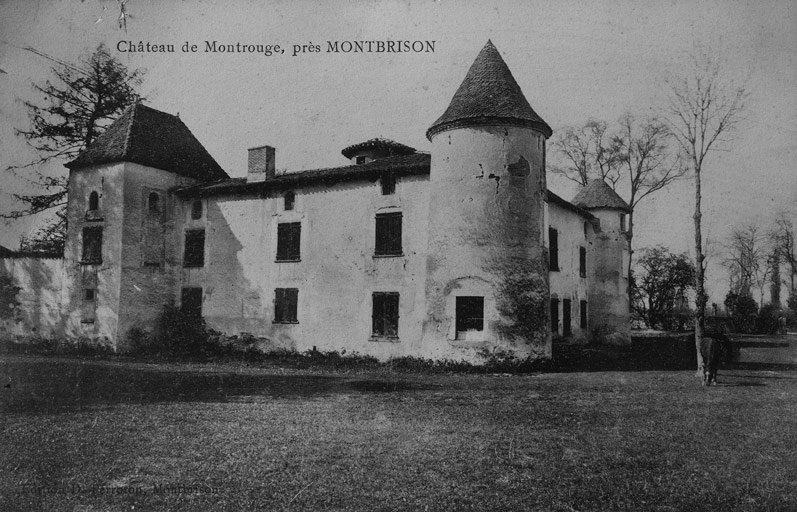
[422,40,552,360]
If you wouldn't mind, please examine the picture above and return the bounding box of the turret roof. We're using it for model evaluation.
[66,103,229,182]
[426,40,552,141]
[571,179,631,212]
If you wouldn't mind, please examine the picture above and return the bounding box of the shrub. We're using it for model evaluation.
[724,292,758,333]
[755,303,782,335]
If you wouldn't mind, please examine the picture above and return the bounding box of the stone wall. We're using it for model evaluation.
[0,256,65,341]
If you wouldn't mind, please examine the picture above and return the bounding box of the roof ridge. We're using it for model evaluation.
[121,102,138,158]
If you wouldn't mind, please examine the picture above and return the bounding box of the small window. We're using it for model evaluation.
[456,296,484,339]
[183,229,205,267]
[372,292,399,337]
[284,191,295,211]
[191,200,203,220]
[276,222,301,261]
[381,174,396,195]
[81,227,103,264]
[81,287,97,324]
[181,287,203,320]
[550,298,560,334]
[375,212,402,256]
[579,246,587,278]
[563,299,572,337]
[583,221,589,238]
[84,289,96,302]
[580,300,588,329]
[274,288,298,323]
[88,191,99,211]
[148,192,160,213]
[620,213,627,232]
[549,227,559,271]
[356,156,366,165]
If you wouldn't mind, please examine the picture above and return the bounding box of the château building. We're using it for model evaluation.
[0,41,631,361]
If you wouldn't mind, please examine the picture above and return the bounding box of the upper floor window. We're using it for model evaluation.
[88,191,99,211]
[381,174,396,195]
[191,200,203,220]
[549,227,559,271]
[620,213,627,232]
[276,222,301,261]
[183,229,205,267]
[375,212,402,256]
[148,192,160,213]
[81,227,103,264]
[583,221,589,238]
[284,191,295,211]
[579,246,587,278]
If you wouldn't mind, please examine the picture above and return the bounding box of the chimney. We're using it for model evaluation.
[247,145,275,183]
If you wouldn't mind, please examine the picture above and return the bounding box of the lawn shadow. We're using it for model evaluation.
[0,359,425,415]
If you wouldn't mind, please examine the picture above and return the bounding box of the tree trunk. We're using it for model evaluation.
[627,213,634,313]
[694,167,706,375]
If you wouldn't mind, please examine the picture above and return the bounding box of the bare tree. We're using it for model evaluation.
[550,114,685,305]
[771,211,796,301]
[723,223,770,306]
[667,53,747,372]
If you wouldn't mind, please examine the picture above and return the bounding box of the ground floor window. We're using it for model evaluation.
[274,288,298,323]
[580,300,588,329]
[81,288,96,323]
[563,298,572,337]
[181,287,203,320]
[372,292,399,337]
[550,298,560,334]
[456,296,484,340]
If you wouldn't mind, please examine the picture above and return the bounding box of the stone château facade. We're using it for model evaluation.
[0,41,631,361]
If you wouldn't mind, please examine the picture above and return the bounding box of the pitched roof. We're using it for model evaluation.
[571,179,631,212]
[66,103,229,182]
[175,152,431,199]
[341,138,417,159]
[426,40,552,141]
[0,245,17,257]
[546,190,595,220]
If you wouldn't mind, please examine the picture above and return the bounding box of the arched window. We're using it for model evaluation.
[284,191,295,211]
[191,200,203,220]
[88,191,99,211]
[148,192,160,213]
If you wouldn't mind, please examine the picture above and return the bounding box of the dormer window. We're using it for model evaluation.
[356,156,366,165]
[191,200,203,220]
[284,191,295,211]
[88,191,99,211]
[148,192,160,213]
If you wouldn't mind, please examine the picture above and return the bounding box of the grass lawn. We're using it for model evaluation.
[1,337,796,511]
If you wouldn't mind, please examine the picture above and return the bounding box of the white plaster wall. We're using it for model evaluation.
[423,125,550,361]
[547,202,591,342]
[588,208,631,343]
[0,257,65,340]
[182,173,431,359]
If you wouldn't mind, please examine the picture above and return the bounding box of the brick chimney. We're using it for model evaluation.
[247,145,275,183]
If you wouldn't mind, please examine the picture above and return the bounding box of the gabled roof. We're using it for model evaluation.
[175,153,431,199]
[546,190,595,220]
[341,138,416,159]
[426,40,552,141]
[66,103,229,182]
[571,179,631,212]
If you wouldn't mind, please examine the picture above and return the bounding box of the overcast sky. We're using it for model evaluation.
[1,0,795,302]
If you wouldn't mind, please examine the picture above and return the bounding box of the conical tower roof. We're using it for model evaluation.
[426,40,552,141]
[572,179,631,212]
[66,103,228,182]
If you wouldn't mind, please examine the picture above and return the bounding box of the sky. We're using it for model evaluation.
[1,0,795,304]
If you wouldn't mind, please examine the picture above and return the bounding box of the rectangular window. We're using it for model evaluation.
[549,227,559,271]
[580,300,588,329]
[381,174,396,195]
[372,292,399,337]
[579,246,587,278]
[456,296,484,339]
[183,229,205,267]
[274,288,298,323]
[375,212,402,256]
[81,226,103,264]
[620,214,627,232]
[276,222,301,261]
[550,298,559,334]
[563,299,572,337]
[181,287,203,320]
[81,288,96,324]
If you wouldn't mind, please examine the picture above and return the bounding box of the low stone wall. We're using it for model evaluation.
[0,256,66,341]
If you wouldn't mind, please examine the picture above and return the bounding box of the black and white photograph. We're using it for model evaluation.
[1,0,795,510]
